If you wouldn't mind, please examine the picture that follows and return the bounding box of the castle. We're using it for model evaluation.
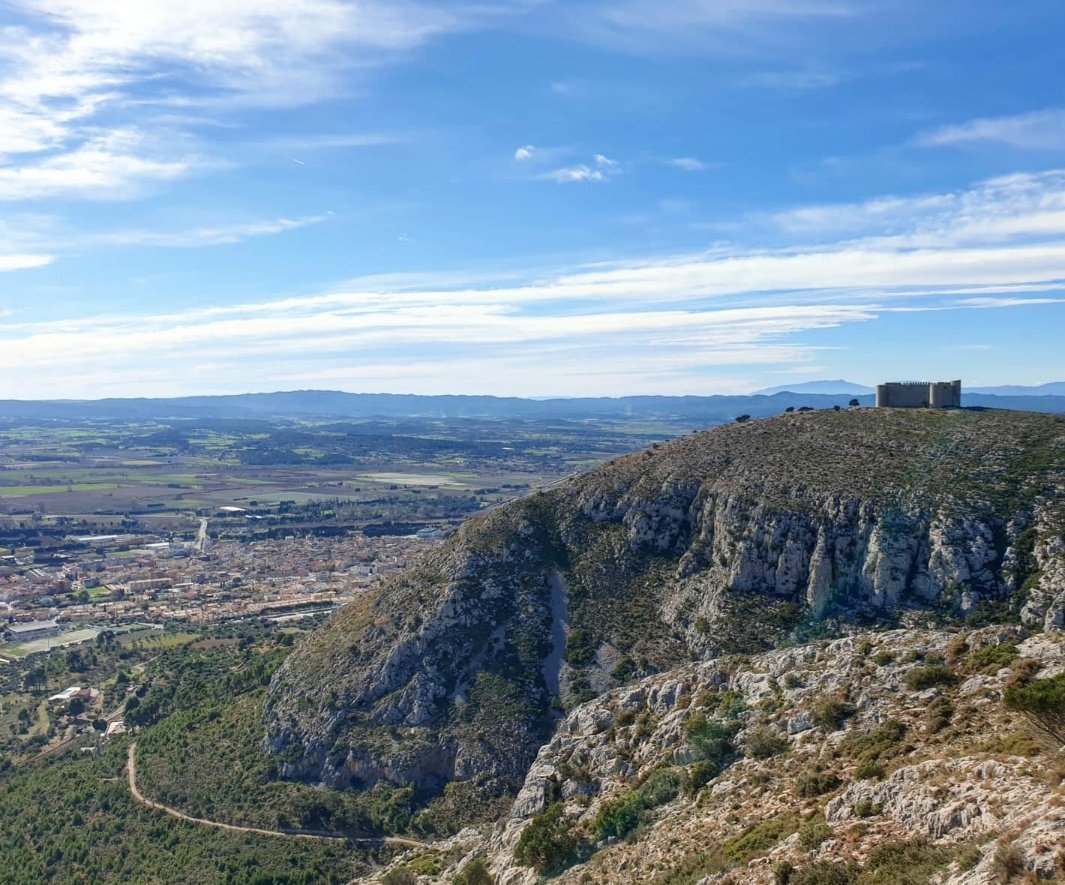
[875,379,961,409]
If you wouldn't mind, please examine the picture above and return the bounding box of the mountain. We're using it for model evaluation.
[967,382,1065,396]
[263,408,1065,835]
[753,380,874,396]
[2,389,1064,423]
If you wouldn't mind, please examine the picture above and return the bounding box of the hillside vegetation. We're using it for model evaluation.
[264,409,1065,831]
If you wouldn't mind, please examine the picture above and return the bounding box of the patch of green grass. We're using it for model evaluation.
[724,813,801,863]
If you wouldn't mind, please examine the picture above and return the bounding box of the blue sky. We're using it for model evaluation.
[0,0,1063,399]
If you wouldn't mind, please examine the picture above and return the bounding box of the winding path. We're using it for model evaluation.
[125,742,427,849]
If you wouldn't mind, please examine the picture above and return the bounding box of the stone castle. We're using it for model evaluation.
[875,379,961,408]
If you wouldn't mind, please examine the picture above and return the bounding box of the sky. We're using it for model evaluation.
[0,0,1063,399]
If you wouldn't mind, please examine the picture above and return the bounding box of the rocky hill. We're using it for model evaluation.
[374,625,1065,883]
[263,409,1065,832]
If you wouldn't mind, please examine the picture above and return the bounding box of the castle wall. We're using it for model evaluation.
[876,380,961,409]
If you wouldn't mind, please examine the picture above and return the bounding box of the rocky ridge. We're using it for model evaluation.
[374,626,1065,884]
[264,409,1065,827]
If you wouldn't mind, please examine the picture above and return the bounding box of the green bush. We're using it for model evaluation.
[654,849,728,884]
[798,815,831,850]
[381,871,417,885]
[854,759,885,780]
[1003,673,1065,745]
[684,713,735,766]
[453,857,493,885]
[811,697,856,731]
[724,813,800,863]
[790,862,859,884]
[965,642,1018,674]
[854,798,882,818]
[902,664,956,691]
[843,719,906,764]
[924,696,953,734]
[592,768,681,842]
[745,726,788,759]
[514,803,581,874]
[859,840,954,884]
[796,772,841,798]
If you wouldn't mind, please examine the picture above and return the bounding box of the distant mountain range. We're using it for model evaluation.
[754,379,1065,397]
[1,387,1064,423]
[754,380,874,396]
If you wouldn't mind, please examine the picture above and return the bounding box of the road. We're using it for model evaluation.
[125,742,426,849]
[195,518,209,553]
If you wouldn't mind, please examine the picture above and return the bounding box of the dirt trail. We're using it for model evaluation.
[125,742,426,849]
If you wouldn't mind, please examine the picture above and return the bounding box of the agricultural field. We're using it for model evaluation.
[0,415,686,538]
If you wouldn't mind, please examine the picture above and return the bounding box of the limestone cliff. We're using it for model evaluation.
[263,409,1065,826]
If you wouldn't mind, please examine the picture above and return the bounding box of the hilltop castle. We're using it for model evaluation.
[875,379,961,408]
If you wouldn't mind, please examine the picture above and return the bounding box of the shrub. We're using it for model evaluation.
[811,697,856,731]
[654,848,728,884]
[965,642,1019,674]
[514,803,581,874]
[796,772,841,798]
[716,691,747,719]
[1003,673,1065,745]
[854,759,884,780]
[924,696,953,734]
[854,798,882,818]
[843,719,906,763]
[784,672,804,689]
[592,768,681,842]
[861,840,954,884]
[684,759,719,795]
[684,714,735,767]
[798,815,831,850]
[873,651,895,667]
[745,726,788,759]
[453,857,493,885]
[903,664,956,691]
[790,862,859,885]
[724,813,800,863]
[381,871,417,885]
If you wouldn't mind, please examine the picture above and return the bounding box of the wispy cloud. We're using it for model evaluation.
[3,164,1064,397]
[514,144,537,161]
[0,253,54,272]
[917,108,1065,150]
[668,157,710,172]
[0,1,518,203]
[556,0,853,54]
[543,153,619,183]
[770,169,1065,248]
[0,128,196,201]
[81,213,335,248]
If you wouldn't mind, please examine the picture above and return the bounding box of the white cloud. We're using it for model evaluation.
[669,157,709,172]
[557,0,853,54]
[81,213,334,248]
[0,1,519,202]
[514,144,536,161]
[543,152,619,183]
[0,253,54,271]
[771,169,1065,248]
[0,128,195,201]
[918,108,1065,150]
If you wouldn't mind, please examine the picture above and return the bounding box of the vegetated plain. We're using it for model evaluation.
[0,414,693,535]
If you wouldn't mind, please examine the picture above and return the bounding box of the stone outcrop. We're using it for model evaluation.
[370,628,1065,884]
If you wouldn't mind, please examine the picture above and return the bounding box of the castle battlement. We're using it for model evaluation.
[876,379,961,409]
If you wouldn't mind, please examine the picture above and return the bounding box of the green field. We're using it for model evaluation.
[1,627,102,658]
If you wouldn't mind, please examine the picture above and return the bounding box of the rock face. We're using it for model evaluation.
[264,409,1065,824]
[373,628,1065,885]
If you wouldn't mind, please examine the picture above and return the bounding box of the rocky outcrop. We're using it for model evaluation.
[370,627,1065,884]
[264,410,1065,825]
